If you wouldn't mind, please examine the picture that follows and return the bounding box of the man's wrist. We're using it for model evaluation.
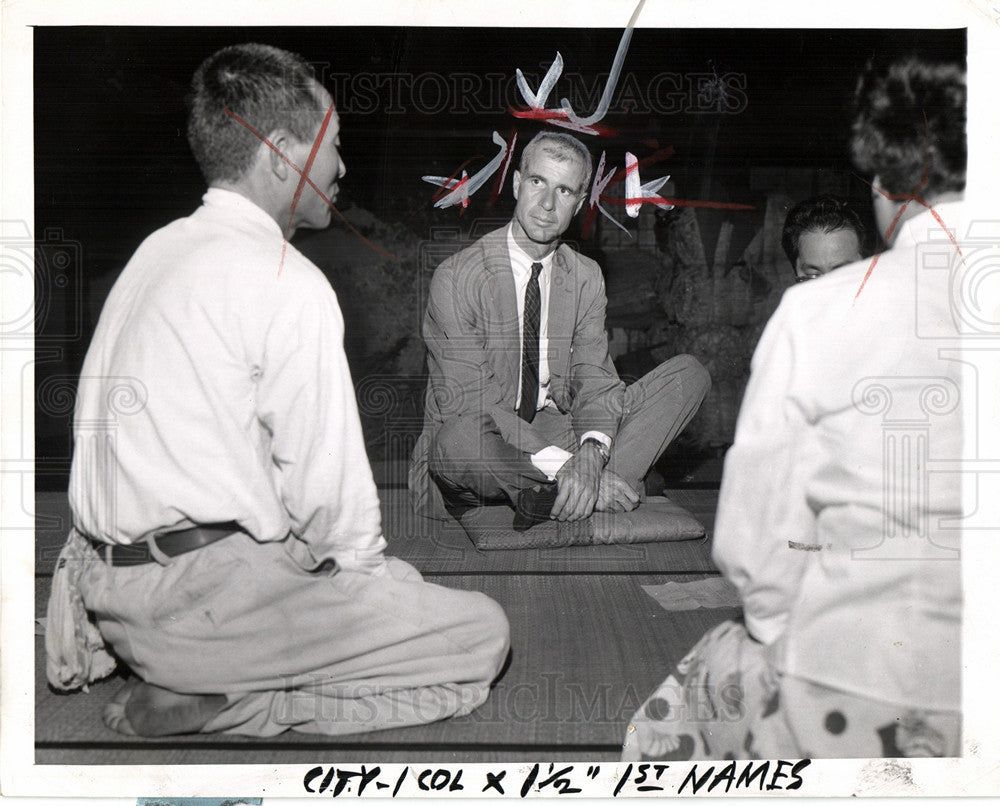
[580,436,610,465]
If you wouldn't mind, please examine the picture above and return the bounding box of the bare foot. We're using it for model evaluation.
[103,678,227,737]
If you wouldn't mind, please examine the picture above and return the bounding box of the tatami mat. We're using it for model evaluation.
[35,574,738,763]
[35,478,729,764]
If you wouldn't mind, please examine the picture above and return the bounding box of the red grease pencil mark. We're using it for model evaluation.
[583,143,755,239]
[853,111,962,302]
[602,197,757,211]
[507,105,618,138]
[582,147,681,238]
[429,156,481,205]
[605,146,676,187]
[282,102,337,271]
[223,108,399,270]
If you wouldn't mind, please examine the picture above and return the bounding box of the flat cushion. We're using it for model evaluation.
[457,495,706,550]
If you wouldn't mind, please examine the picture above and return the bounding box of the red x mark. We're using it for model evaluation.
[853,112,963,302]
[224,105,398,273]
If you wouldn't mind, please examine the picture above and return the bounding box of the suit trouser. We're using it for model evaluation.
[429,353,711,506]
[75,531,510,737]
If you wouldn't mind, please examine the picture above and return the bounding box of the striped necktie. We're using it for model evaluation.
[518,261,543,423]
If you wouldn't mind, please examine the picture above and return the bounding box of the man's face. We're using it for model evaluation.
[511,151,587,256]
[794,227,862,281]
[288,85,346,234]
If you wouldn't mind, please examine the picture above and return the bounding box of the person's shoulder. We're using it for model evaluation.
[773,255,893,338]
[435,225,508,274]
[792,259,865,295]
[146,207,331,297]
[120,211,216,281]
[140,204,265,257]
[555,242,602,279]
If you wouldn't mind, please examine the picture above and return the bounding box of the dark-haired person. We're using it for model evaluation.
[624,55,966,760]
[781,194,867,282]
[409,131,710,530]
[47,43,509,738]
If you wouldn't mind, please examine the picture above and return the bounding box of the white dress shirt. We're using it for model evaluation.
[69,188,387,574]
[507,225,611,478]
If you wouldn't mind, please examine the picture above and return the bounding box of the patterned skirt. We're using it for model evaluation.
[622,620,960,760]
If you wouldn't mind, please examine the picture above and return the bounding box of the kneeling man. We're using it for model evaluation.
[409,132,710,529]
[49,43,509,738]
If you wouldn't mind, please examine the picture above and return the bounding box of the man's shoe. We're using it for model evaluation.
[513,483,558,531]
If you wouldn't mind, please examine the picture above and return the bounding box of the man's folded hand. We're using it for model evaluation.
[551,441,604,521]
[595,469,640,513]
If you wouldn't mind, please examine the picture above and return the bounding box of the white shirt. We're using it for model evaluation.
[507,225,611,478]
[69,188,387,574]
[713,202,965,710]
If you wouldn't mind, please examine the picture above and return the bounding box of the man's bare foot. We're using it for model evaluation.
[595,470,641,513]
[103,677,227,737]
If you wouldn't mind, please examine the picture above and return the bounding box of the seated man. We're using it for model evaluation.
[409,131,710,530]
[780,194,867,282]
[47,43,509,738]
[623,55,966,760]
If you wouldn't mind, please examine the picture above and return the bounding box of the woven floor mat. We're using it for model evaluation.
[35,573,739,763]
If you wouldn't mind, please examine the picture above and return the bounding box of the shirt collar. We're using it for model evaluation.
[893,200,966,250]
[507,223,556,278]
[202,187,284,237]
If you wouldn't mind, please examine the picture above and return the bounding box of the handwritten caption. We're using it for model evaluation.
[301,759,812,797]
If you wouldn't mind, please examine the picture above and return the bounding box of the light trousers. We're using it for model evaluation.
[77,531,510,737]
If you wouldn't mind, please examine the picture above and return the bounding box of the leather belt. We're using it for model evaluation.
[87,522,243,567]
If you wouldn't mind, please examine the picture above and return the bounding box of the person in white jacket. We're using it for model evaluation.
[624,54,966,760]
[48,43,509,738]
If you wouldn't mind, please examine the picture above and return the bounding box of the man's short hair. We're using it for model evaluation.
[518,131,593,193]
[850,55,966,198]
[781,195,868,265]
[187,43,328,183]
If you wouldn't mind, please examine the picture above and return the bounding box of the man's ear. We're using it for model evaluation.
[265,129,296,181]
[512,169,521,201]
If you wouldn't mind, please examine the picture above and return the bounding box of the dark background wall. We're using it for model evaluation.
[34,26,966,486]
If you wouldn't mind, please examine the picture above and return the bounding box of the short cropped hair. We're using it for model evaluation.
[187,43,328,183]
[518,131,593,193]
[850,55,966,198]
[781,195,868,265]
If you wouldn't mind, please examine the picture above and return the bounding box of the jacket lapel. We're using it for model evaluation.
[547,246,575,382]
[481,229,521,396]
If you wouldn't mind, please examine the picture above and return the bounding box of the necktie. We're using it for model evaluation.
[518,262,543,423]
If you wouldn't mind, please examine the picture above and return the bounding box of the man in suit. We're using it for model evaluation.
[409,131,710,529]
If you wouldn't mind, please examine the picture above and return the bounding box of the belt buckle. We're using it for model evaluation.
[144,533,174,566]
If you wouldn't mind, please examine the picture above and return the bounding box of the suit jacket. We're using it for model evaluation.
[408,225,625,517]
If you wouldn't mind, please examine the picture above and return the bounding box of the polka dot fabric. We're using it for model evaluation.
[623,620,960,760]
